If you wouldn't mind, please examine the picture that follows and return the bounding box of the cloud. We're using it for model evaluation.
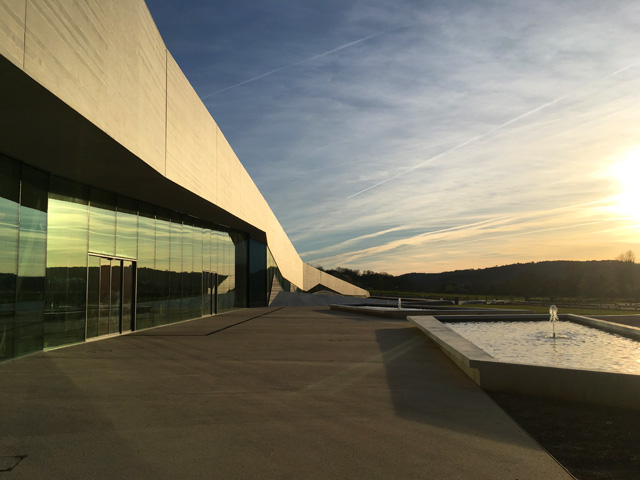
[148,0,640,273]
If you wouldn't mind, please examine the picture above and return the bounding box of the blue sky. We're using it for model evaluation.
[146,0,640,274]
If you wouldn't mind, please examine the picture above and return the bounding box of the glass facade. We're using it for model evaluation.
[0,153,290,362]
[248,239,267,307]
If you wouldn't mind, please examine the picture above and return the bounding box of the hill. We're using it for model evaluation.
[321,260,640,301]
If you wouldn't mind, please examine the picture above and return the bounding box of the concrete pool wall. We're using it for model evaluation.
[408,314,640,410]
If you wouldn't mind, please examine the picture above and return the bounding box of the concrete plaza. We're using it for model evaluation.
[1,306,573,479]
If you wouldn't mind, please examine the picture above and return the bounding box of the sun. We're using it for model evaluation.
[610,146,640,222]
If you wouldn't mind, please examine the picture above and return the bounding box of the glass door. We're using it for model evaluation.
[87,255,136,338]
[121,260,135,332]
[98,257,111,336]
[202,271,218,316]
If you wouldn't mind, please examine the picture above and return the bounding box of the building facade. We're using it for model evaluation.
[0,0,367,361]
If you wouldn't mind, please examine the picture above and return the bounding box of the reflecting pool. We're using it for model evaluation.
[446,320,640,374]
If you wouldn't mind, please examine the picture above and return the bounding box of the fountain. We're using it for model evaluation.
[549,304,559,338]
[407,310,640,410]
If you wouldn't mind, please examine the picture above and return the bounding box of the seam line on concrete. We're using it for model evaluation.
[205,307,284,336]
[22,0,28,69]
[164,47,168,175]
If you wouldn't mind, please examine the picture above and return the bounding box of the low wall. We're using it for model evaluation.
[409,315,640,410]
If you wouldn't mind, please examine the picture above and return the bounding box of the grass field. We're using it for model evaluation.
[369,290,640,317]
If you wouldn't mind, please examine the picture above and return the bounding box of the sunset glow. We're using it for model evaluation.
[611,147,640,223]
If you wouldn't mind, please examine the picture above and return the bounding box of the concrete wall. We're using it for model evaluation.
[0,0,25,68]
[303,264,369,297]
[0,0,363,295]
[22,1,167,174]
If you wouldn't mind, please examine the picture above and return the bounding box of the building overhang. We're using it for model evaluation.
[0,54,266,243]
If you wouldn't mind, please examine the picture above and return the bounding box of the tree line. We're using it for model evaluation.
[318,252,640,301]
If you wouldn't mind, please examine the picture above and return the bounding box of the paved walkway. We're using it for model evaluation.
[1,307,573,479]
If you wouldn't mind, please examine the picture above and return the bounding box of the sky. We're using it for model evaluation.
[145,0,640,275]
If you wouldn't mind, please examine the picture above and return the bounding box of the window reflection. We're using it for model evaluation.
[116,196,138,259]
[169,218,183,322]
[89,189,116,256]
[137,206,155,330]
[15,166,48,355]
[0,155,261,360]
[249,239,267,308]
[154,212,171,325]
[45,183,89,348]
[0,158,20,360]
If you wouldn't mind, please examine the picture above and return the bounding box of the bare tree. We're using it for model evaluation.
[615,250,636,263]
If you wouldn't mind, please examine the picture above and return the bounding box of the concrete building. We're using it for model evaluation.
[0,0,367,361]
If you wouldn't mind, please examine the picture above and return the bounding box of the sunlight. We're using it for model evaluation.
[610,146,640,222]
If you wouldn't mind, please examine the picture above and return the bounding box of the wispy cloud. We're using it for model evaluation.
[200,23,412,99]
[149,0,640,273]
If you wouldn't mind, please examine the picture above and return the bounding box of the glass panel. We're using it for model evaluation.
[89,189,116,256]
[98,257,111,336]
[45,178,89,348]
[15,166,48,355]
[228,236,236,311]
[216,233,227,312]
[192,225,203,317]
[116,196,138,259]
[248,239,267,308]
[169,218,182,322]
[182,222,194,320]
[122,260,134,332]
[234,233,248,308]
[0,156,20,360]
[110,260,121,334]
[201,228,209,272]
[136,205,155,330]
[202,271,210,315]
[219,233,235,312]
[86,255,100,338]
[154,213,171,326]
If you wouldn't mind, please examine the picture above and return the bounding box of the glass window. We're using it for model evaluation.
[218,233,236,312]
[154,212,171,325]
[233,233,248,309]
[45,178,89,348]
[192,225,203,317]
[121,260,134,332]
[0,156,20,360]
[89,188,116,256]
[248,239,267,308]
[202,229,211,273]
[86,255,100,338]
[116,196,138,259]
[183,223,201,318]
[15,166,47,355]
[110,259,121,334]
[136,205,155,330]
[169,218,183,321]
[217,233,228,311]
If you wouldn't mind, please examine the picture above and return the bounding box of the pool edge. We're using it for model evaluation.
[408,315,640,410]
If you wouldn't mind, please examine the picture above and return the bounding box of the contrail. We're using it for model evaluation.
[201,24,411,99]
[346,96,564,199]
[346,60,640,200]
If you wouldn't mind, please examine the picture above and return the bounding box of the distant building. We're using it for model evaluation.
[0,0,367,361]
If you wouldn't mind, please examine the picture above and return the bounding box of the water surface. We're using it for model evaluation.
[445,320,640,374]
